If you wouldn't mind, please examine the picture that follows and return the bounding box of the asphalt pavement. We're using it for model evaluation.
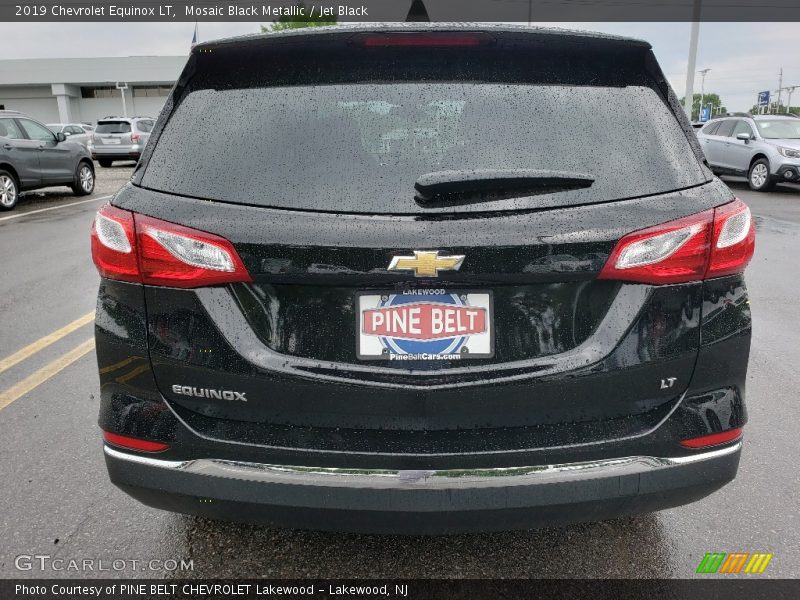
[0,167,798,579]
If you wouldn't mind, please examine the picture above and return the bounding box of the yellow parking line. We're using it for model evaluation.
[0,338,95,411]
[0,311,94,376]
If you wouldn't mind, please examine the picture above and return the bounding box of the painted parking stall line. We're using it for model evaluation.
[0,311,97,411]
[0,337,95,411]
[0,311,95,375]
[0,194,111,222]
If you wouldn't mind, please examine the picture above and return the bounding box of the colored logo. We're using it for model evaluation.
[696,552,773,574]
[387,251,465,277]
[364,301,487,342]
[365,293,482,356]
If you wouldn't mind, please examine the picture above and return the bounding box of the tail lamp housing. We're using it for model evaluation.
[91,203,252,288]
[599,198,755,285]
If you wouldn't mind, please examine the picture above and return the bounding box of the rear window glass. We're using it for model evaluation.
[715,120,736,138]
[137,120,154,133]
[0,118,25,140]
[701,121,720,135]
[141,55,707,214]
[96,121,131,134]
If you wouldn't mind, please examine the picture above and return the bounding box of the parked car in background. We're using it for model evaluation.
[92,116,155,167]
[46,123,93,149]
[697,113,800,191]
[93,25,754,533]
[0,109,95,210]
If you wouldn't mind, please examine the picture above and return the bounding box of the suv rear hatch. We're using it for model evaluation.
[94,120,134,149]
[117,27,721,447]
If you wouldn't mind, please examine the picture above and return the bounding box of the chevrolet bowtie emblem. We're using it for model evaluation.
[387,251,465,278]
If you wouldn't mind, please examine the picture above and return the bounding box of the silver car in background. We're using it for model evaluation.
[46,123,93,149]
[91,116,155,167]
[697,113,800,191]
[0,110,95,210]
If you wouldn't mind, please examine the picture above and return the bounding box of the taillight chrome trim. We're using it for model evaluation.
[716,206,751,249]
[94,212,133,254]
[614,222,704,270]
[141,225,237,273]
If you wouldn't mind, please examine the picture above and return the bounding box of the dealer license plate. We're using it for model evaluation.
[356,290,493,361]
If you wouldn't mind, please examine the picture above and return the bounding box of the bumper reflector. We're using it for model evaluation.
[103,431,169,453]
[680,427,743,449]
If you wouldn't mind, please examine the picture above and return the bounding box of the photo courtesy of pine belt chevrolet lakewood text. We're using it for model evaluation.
[91,25,754,533]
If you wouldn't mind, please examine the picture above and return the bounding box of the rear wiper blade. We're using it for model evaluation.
[414,169,595,206]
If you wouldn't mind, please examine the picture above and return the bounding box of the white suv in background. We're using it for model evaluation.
[697,114,800,191]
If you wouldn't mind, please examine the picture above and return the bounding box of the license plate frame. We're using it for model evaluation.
[356,290,494,361]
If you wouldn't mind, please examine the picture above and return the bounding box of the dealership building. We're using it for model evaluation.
[0,56,187,125]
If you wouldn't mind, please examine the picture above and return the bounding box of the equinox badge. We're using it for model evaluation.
[172,385,247,402]
[387,251,465,278]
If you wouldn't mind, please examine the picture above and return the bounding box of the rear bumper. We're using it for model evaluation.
[92,146,141,159]
[105,441,742,534]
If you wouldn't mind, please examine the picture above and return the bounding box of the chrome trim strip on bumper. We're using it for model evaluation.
[105,441,741,489]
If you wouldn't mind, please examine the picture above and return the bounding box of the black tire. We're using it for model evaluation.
[748,158,775,192]
[0,169,19,211]
[98,159,113,168]
[71,161,95,196]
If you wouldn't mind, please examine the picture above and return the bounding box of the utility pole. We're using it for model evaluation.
[776,68,783,112]
[698,68,711,119]
[683,0,703,120]
[115,82,128,117]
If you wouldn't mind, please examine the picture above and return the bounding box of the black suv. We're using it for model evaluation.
[0,110,95,210]
[92,26,754,533]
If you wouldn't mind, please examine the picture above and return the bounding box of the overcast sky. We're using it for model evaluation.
[0,21,797,111]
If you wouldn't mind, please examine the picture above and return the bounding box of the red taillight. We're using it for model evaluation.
[599,199,755,285]
[706,199,756,279]
[679,427,743,449]
[135,214,252,288]
[91,204,140,283]
[356,33,492,47]
[131,132,140,143]
[91,204,252,288]
[103,431,169,453]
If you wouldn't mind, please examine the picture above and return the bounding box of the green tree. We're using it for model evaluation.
[260,3,337,32]
[680,93,725,121]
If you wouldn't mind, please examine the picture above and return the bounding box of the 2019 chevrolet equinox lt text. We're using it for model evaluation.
[91,25,754,533]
